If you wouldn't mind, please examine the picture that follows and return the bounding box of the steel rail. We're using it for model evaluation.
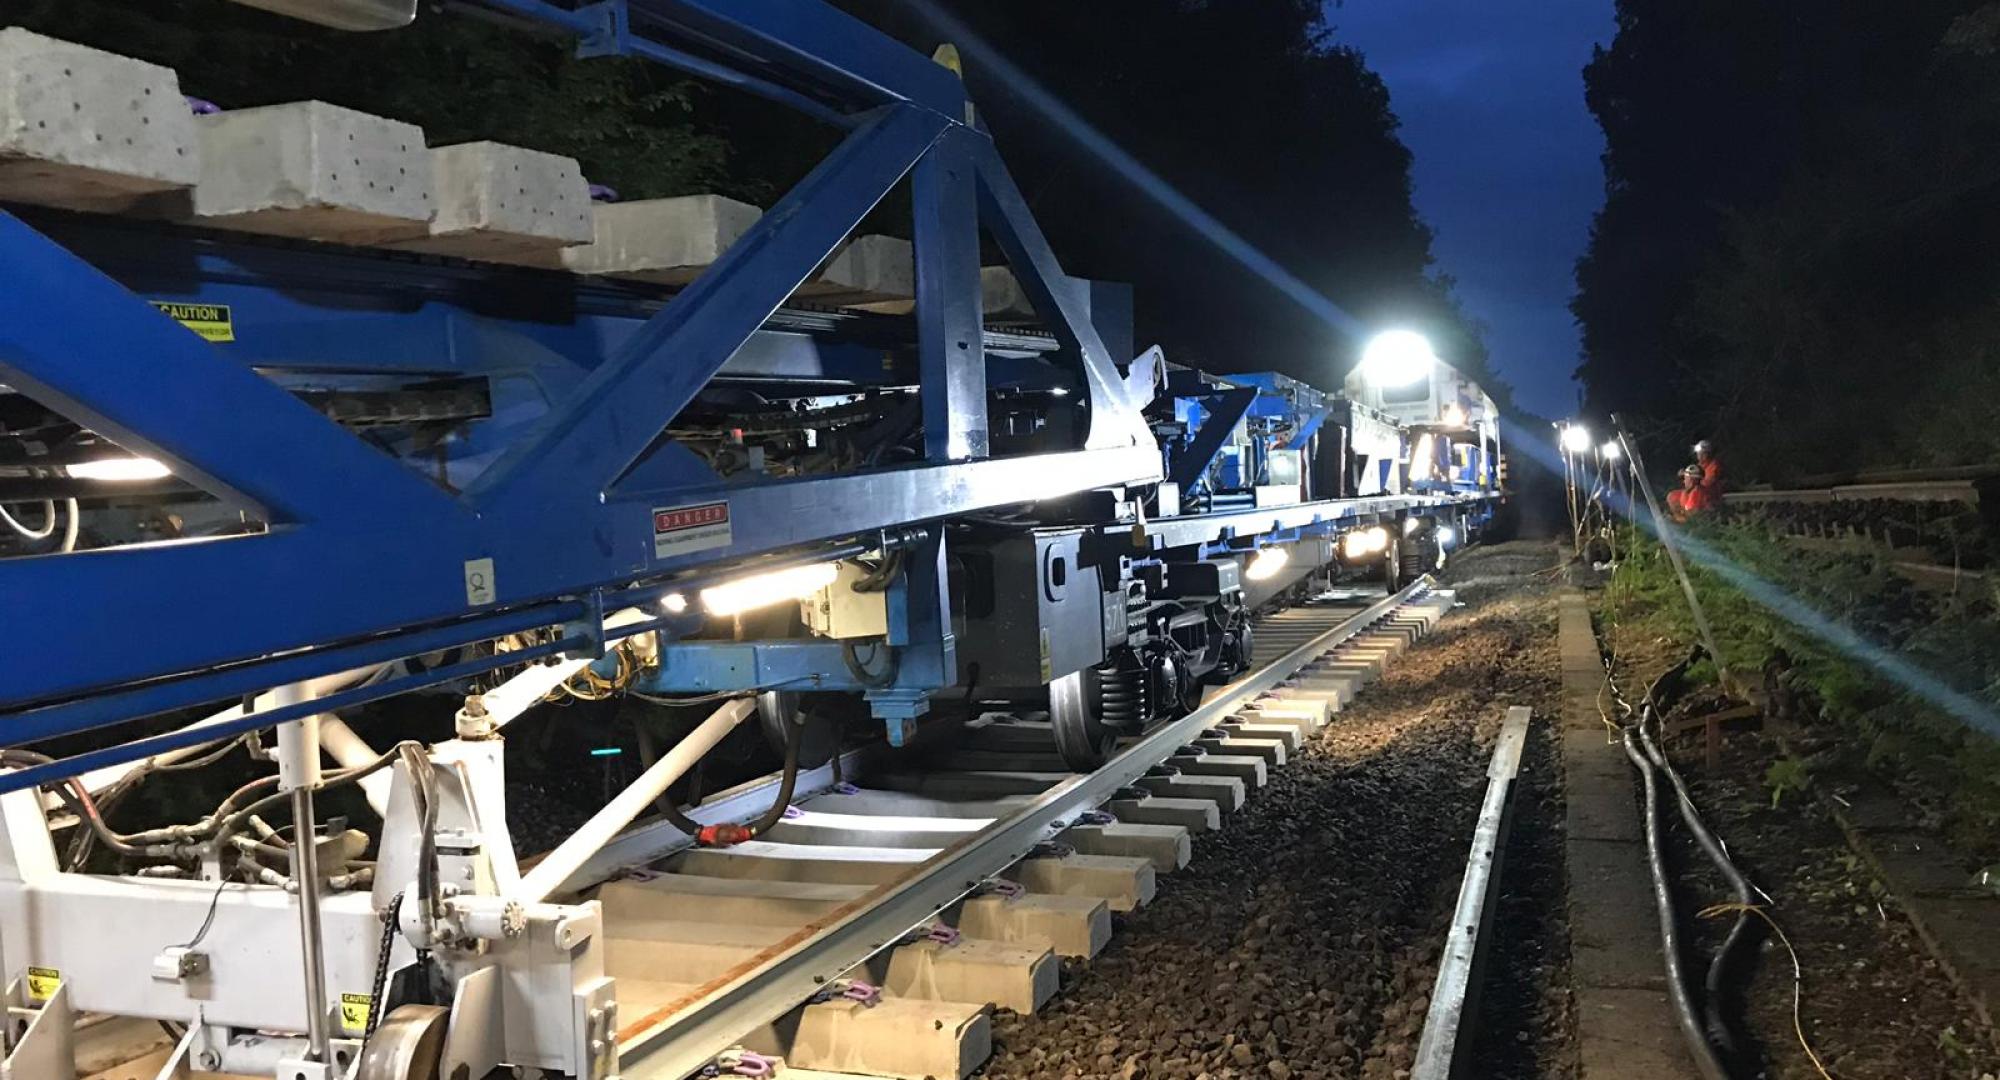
[1411,703,1533,1080]
[614,576,1437,1080]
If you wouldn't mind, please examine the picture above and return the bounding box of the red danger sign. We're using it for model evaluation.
[651,500,732,559]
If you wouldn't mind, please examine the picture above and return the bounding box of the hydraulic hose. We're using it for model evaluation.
[1639,650,1766,1062]
[1621,723,1731,1080]
[634,701,805,846]
[634,721,705,836]
[744,709,803,840]
[518,697,757,903]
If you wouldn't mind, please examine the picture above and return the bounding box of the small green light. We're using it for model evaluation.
[589,747,623,757]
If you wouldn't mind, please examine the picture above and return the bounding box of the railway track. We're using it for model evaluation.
[75,574,1539,1080]
[534,577,1474,1080]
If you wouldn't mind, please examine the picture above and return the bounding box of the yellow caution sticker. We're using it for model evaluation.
[339,992,372,1032]
[149,301,235,343]
[25,966,60,1003]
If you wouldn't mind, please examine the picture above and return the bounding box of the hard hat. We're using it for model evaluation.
[1693,440,1714,454]
[1681,464,1703,479]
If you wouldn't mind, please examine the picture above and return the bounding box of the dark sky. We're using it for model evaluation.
[1326,0,1613,418]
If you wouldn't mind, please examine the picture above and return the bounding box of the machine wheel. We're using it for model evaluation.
[1221,621,1254,678]
[355,1004,448,1080]
[1050,668,1116,771]
[758,691,840,770]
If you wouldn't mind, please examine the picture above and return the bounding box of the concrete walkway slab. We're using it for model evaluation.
[1559,589,1700,1080]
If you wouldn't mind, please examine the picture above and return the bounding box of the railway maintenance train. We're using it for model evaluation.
[0,2,1502,1077]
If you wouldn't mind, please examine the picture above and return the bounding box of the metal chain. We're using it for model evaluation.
[364,890,404,1042]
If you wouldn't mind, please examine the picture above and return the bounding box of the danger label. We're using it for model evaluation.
[25,966,59,1003]
[339,992,372,1032]
[150,301,235,343]
[652,500,732,560]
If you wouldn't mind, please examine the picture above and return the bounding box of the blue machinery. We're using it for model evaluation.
[0,0,1500,786]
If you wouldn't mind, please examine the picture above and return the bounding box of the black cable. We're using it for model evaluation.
[1639,649,1766,1063]
[179,876,232,950]
[1621,724,1731,1080]
[840,639,898,689]
[746,710,804,839]
[1618,653,1739,1080]
[851,549,905,593]
[628,675,823,707]
[633,718,704,835]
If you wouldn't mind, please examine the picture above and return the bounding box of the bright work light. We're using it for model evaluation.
[1244,547,1290,582]
[1359,330,1437,388]
[1560,425,1593,454]
[701,562,839,617]
[67,457,171,482]
[1600,440,1623,462]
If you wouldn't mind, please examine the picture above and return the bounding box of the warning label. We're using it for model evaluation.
[149,301,235,343]
[340,992,372,1032]
[652,500,732,560]
[25,966,60,1003]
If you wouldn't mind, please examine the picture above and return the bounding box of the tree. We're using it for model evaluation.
[13,0,733,199]
[1574,0,2000,479]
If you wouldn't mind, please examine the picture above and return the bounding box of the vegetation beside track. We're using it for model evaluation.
[1601,517,2000,870]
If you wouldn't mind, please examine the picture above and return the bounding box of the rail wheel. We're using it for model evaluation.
[355,1004,447,1080]
[1050,668,1117,771]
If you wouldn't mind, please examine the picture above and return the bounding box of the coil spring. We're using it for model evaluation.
[1095,663,1147,728]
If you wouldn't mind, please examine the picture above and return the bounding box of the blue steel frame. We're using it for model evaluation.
[0,0,1161,771]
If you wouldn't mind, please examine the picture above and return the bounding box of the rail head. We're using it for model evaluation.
[614,576,1441,1080]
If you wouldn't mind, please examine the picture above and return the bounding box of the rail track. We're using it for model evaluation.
[75,576,1527,1080]
[522,575,1515,1080]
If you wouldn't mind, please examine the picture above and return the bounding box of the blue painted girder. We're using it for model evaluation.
[0,0,1171,747]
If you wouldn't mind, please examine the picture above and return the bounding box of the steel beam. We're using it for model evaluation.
[470,103,947,506]
[913,127,988,462]
[1168,387,1257,492]
[971,140,1147,452]
[0,212,448,523]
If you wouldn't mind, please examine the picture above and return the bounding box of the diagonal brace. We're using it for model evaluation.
[469,103,949,508]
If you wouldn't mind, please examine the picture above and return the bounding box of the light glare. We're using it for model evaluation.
[1244,547,1290,582]
[1560,425,1593,454]
[660,592,688,615]
[1600,440,1624,462]
[700,562,840,617]
[67,456,171,482]
[1359,330,1437,388]
[1341,526,1390,561]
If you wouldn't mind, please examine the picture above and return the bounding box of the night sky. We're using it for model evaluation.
[1328,0,1613,419]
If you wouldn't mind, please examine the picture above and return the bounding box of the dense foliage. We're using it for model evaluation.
[1607,519,2000,861]
[15,0,1493,396]
[1574,1,2000,481]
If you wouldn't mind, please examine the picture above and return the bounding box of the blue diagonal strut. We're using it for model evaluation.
[0,212,452,524]
[469,103,950,508]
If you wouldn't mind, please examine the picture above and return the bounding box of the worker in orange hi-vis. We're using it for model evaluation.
[1693,439,1724,502]
[1666,465,1705,521]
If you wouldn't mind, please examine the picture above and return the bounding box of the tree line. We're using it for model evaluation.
[1576,0,2000,481]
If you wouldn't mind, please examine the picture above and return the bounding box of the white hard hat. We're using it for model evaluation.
[1693,440,1714,454]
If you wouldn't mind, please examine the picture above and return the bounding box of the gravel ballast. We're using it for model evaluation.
[983,540,1577,1080]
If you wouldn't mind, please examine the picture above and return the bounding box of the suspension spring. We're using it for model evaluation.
[1095,663,1147,729]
